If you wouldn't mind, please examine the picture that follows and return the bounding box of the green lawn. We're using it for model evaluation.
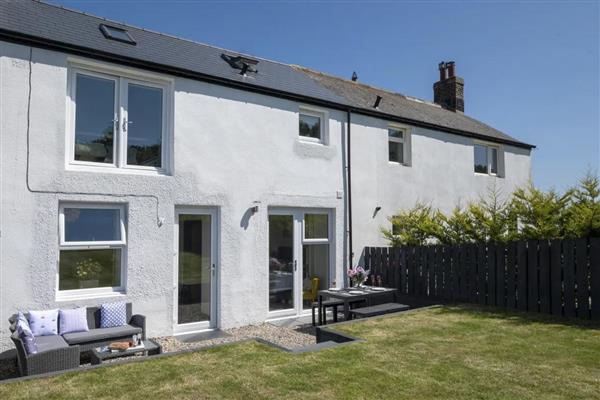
[2,305,599,400]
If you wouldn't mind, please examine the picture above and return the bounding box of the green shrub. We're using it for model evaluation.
[383,171,600,246]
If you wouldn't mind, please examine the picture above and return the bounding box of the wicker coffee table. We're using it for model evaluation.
[90,339,162,365]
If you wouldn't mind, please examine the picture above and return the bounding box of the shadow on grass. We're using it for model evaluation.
[436,303,600,331]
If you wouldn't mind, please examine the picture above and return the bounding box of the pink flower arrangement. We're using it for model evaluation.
[347,266,370,287]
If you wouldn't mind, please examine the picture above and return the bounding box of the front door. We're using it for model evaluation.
[174,208,217,333]
[268,209,332,317]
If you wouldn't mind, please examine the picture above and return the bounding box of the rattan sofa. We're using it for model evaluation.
[8,303,146,376]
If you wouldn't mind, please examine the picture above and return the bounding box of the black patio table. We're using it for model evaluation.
[317,286,398,325]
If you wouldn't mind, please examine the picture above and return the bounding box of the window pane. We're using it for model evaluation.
[490,148,498,174]
[389,141,404,163]
[74,74,115,163]
[64,208,121,242]
[302,244,329,309]
[127,84,163,167]
[269,215,294,311]
[59,249,121,290]
[305,214,328,239]
[299,113,321,139]
[388,128,403,140]
[178,214,212,324]
[474,144,488,174]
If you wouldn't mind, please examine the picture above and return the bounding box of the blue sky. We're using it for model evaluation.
[49,0,599,191]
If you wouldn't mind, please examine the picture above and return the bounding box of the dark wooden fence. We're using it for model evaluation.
[363,238,600,320]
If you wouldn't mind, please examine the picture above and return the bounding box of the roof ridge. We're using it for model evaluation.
[37,0,295,69]
[294,66,441,108]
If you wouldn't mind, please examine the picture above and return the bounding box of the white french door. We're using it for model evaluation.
[268,208,333,317]
[173,207,218,334]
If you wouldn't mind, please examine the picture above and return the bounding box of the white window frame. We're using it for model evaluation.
[388,124,410,165]
[474,141,501,177]
[57,203,127,300]
[66,58,173,176]
[298,106,329,145]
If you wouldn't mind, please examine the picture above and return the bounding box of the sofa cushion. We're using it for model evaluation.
[100,302,127,328]
[28,309,59,337]
[62,324,141,345]
[16,312,33,337]
[16,322,38,355]
[59,308,89,335]
[35,335,69,353]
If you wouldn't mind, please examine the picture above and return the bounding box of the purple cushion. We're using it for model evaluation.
[28,309,59,337]
[15,312,33,337]
[59,308,89,335]
[100,302,127,328]
[16,322,38,355]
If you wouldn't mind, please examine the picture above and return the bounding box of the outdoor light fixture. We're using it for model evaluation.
[251,201,260,214]
[373,206,382,218]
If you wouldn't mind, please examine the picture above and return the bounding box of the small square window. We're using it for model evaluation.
[299,113,322,141]
[474,143,501,176]
[99,24,136,45]
[388,128,406,164]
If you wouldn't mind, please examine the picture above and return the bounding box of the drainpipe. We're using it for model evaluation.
[347,109,353,268]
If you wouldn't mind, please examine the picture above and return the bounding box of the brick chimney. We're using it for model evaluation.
[433,61,464,112]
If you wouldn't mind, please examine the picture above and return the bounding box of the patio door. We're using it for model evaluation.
[268,209,332,317]
[174,208,218,333]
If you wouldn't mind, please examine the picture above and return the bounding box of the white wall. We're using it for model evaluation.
[0,42,347,351]
[350,113,532,260]
[0,41,531,351]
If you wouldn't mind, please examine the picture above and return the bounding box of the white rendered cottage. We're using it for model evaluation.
[0,1,533,350]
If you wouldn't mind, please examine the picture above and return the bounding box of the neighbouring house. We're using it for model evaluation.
[0,1,533,350]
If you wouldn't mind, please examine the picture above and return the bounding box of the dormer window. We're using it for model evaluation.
[99,24,136,45]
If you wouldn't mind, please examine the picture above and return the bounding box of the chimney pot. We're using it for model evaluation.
[446,61,455,78]
[438,61,447,81]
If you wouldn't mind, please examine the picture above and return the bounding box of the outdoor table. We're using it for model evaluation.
[90,339,162,365]
[317,286,398,325]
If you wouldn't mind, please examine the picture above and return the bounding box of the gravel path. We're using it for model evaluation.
[155,323,315,353]
[0,323,315,380]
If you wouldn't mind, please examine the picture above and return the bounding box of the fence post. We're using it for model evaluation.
[538,240,551,314]
[550,239,563,316]
[477,243,487,305]
[590,238,600,320]
[517,241,528,311]
[576,238,590,319]
[506,242,517,309]
[496,243,506,307]
[563,240,576,318]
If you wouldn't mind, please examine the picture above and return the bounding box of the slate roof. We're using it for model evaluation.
[0,0,533,149]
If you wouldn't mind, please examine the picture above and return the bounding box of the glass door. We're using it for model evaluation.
[268,213,296,314]
[268,209,332,317]
[174,208,217,333]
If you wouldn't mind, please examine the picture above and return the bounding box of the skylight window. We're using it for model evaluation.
[99,24,136,45]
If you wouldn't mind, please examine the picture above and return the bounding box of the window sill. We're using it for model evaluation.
[56,288,126,302]
[388,161,410,167]
[474,172,502,178]
[297,137,327,146]
[67,162,170,177]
